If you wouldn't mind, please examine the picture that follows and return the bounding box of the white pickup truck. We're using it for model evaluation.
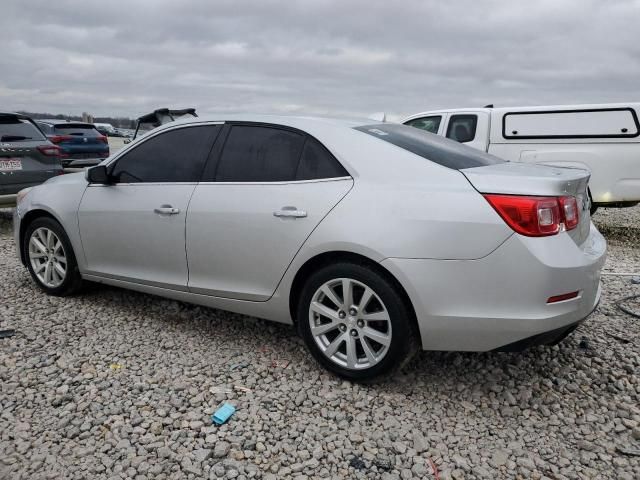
[402,103,640,211]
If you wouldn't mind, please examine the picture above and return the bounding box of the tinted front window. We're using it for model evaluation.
[54,124,102,137]
[111,125,218,183]
[354,123,504,170]
[0,118,45,142]
[215,126,305,182]
[446,115,477,143]
[296,137,348,180]
[405,116,441,134]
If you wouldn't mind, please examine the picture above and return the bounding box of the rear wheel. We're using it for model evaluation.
[297,262,418,382]
[24,217,83,296]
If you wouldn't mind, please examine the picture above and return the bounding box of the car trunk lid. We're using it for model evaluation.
[461,162,592,245]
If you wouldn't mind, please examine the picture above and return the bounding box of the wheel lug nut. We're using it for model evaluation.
[349,308,357,316]
[339,324,346,332]
[350,329,358,337]
[357,320,364,328]
[338,311,346,319]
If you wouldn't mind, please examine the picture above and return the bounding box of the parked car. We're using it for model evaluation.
[112,128,134,139]
[0,112,63,206]
[14,116,606,380]
[36,119,109,167]
[93,122,116,136]
[133,108,197,139]
[402,103,640,212]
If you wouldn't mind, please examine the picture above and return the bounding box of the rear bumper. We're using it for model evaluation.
[494,295,599,351]
[381,223,606,351]
[60,148,109,166]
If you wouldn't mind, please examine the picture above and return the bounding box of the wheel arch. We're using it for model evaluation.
[288,250,420,342]
[19,209,60,265]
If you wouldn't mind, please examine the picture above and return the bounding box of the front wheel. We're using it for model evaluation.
[297,262,418,382]
[24,217,83,296]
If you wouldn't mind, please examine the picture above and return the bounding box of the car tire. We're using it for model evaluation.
[24,217,83,296]
[297,262,419,382]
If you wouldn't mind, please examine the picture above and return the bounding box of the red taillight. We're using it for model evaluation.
[49,135,74,144]
[559,196,579,230]
[547,291,579,303]
[483,194,579,237]
[98,135,108,144]
[37,145,62,157]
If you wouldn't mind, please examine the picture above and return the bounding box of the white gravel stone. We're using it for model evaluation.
[0,206,639,480]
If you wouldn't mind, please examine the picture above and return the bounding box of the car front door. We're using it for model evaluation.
[78,124,220,289]
[186,124,353,301]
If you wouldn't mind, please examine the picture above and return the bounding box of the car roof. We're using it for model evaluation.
[0,112,32,121]
[162,113,372,131]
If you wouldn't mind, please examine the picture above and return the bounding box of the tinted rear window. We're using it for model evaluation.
[0,117,45,142]
[354,123,504,170]
[296,137,349,180]
[54,124,101,137]
[215,126,306,182]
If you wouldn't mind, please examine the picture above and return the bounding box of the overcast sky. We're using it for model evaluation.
[1,0,639,120]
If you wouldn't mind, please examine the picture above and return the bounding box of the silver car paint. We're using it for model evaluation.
[14,114,606,351]
[187,178,353,301]
[78,182,197,290]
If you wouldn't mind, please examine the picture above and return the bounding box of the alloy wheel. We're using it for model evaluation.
[28,227,67,288]
[308,277,392,370]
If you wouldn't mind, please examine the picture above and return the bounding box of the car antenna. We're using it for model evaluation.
[483,104,494,108]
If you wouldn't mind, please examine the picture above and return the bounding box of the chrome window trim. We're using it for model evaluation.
[196,176,353,186]
[87,182,199,187]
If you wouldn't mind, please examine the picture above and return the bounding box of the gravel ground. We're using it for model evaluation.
[0,206,638,480]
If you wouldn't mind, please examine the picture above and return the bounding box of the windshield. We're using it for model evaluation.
[354,123,505,170]
[0,117,46,142]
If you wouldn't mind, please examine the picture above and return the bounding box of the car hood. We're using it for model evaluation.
[42,171,87,186]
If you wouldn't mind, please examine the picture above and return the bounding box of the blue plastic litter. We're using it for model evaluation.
[212,403,236,425]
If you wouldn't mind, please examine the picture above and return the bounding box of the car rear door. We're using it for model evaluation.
[186,124,353,301]
[78,124,220,288]
[0,115,61,197]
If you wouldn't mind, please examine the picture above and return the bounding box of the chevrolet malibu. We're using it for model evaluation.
[13,115,606,381]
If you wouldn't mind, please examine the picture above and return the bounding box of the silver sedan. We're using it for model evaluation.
[13,115,606,381]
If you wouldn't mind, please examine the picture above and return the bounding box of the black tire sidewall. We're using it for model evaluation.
[24,217,81,296]
[297,262,415,381]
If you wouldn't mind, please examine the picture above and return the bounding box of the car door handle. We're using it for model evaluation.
[154,205,180,215]
[273,206,307,218]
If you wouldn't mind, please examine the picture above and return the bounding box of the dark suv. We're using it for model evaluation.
[36,119,109,167]
[0,112,63,206]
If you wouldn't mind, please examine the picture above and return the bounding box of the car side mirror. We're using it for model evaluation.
[86,165,110,184]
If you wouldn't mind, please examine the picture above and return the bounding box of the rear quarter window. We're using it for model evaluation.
[354,123,504,170]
